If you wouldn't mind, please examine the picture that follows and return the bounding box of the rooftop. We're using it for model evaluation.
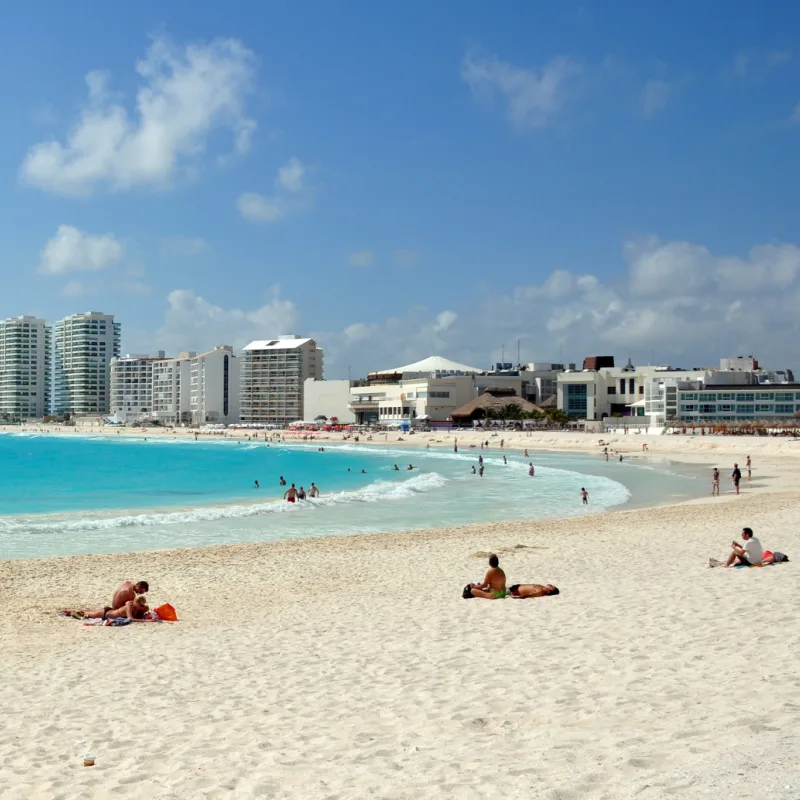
[374,355,482,375]
[243,338,315,351]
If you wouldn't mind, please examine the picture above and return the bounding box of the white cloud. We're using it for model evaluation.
[641,80,672,118]
[160,236,211,257]
[238,157,312,224]
[38,225,124,275]
[394,249,422,268]
[141,287,299,354]
[21,35,257,195]
[462,50,581,130]
[347,250,375,268]
[276,157,305,193]
[433,311,457,333]
[237,192,285,223]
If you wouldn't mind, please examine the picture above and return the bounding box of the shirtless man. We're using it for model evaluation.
[308,483,320,497]
[284,484,299,503]
[509,583,560,598]
[111,580,149,611]
[467,554,507,599]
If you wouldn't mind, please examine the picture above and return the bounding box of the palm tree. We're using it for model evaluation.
[546,408,569,426]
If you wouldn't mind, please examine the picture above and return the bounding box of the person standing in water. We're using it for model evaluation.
[528,463,534,477]
[581,487,589,505]
[284,484,298,503]
[254,480,260,489]
[309,483,320,497]
[479,464,485,477]
[279,476,287,486]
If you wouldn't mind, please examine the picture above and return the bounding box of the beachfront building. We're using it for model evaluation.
[151,353,193,425]
[303,378,356,424]
[557,356,707,421]
[644,376,800,425]
[189,346,240,425]
[110,354,159,423]
[0,316,51,420]
[53,312,121,415]
[240,336,323,425]
[348,356,543,425]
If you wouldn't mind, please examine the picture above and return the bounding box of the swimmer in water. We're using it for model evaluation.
[254,480,260,489]
[297,486,307,500]
[528,463,534,476]
[407,465,414,470]
[309,483,320,497]
[393,464,400,471]
[471,465,476,474]
[284,484,298,503]
[279,476,286,486]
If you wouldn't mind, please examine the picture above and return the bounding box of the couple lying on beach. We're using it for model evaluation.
[64,579,151,620]
[463,554,559,599]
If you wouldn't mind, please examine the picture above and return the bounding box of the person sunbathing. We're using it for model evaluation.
[509,583,560,598]
[466,554,507,599]
[72,596,150,621]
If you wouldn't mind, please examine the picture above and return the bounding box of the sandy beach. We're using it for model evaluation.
[2,430,799,799]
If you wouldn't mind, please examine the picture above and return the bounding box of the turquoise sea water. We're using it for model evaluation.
[0,434,703,560]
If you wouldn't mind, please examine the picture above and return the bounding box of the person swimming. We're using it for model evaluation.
[254,480,260,489]
[393,464,400,471]
[279,476,287,486]
[297,486,307,500]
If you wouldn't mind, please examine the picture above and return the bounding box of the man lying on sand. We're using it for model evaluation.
[65,595,149,621]
[509,584,560,598]
[112,579,149,610]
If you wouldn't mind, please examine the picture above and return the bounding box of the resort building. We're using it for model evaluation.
[303,379,356,424]
[110,354,159,423]
[558,355,800,425]
[348,356,549,425]
[188,346,240,425]
[53,312,121,415]
[151,353,194,425]
[240,336,323,425]
[0,316,51,420]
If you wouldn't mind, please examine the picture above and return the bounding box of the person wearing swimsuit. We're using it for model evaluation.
[76,596,149,620]
[468,554,507,599]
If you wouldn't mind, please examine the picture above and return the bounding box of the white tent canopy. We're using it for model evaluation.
[374,355,482,375]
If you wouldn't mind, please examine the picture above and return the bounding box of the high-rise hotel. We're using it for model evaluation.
[0,316,51,420]
[240,335,322,425]
[53,312,121,415]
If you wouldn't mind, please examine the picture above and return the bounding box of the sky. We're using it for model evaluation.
[2,0,800,378]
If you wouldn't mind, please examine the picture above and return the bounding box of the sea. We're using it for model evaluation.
[0,433,704,560]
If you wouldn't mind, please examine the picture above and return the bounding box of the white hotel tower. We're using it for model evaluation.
[53,312,121,415]
[0,316,51,420]
[240,335,322,425]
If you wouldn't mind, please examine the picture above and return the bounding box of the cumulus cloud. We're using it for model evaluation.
[21,36,257,195]
[38,225,124,275]
[142,286,299,355]
[238,156,312,224]
[346,250,375,268]
[462,49,581,130]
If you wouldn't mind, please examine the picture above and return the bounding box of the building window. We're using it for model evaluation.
[619,379,625,394]
[429,391,450,398]
[607,387,616,395]
[775,404,794,414]
[629,378,635,394]
[736,405,754,414]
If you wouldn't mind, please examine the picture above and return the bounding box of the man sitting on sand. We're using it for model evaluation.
[509,583,560,598]
[465,554,507,599]
[112,580,149,610]
[725,527,762,567]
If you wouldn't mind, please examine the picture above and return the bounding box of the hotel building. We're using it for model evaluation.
[189,346,240,425]
[240,336,322,425]
[0,316,51,420]
[151,354,193,425]
[110,354,157,423]
[53,312,120,415]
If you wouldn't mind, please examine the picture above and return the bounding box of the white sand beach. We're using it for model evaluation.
[1,432,799,799]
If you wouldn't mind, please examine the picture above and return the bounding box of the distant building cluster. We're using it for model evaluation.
[1,310,796,429]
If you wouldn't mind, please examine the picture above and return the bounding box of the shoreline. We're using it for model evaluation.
[3,432,799,798]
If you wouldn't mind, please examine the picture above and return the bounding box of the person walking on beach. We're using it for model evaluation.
[581,487,589,505]
[309,483,320,497]
[711,468,719,496]
[465,554,507,599]
[284,484,299,503]
[524,449,529,458]
[732,463,742,495]
[746,455,752,480]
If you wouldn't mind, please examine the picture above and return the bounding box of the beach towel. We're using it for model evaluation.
[82,618,133,627]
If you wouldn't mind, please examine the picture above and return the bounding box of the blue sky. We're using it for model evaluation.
[2,1,800,377]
